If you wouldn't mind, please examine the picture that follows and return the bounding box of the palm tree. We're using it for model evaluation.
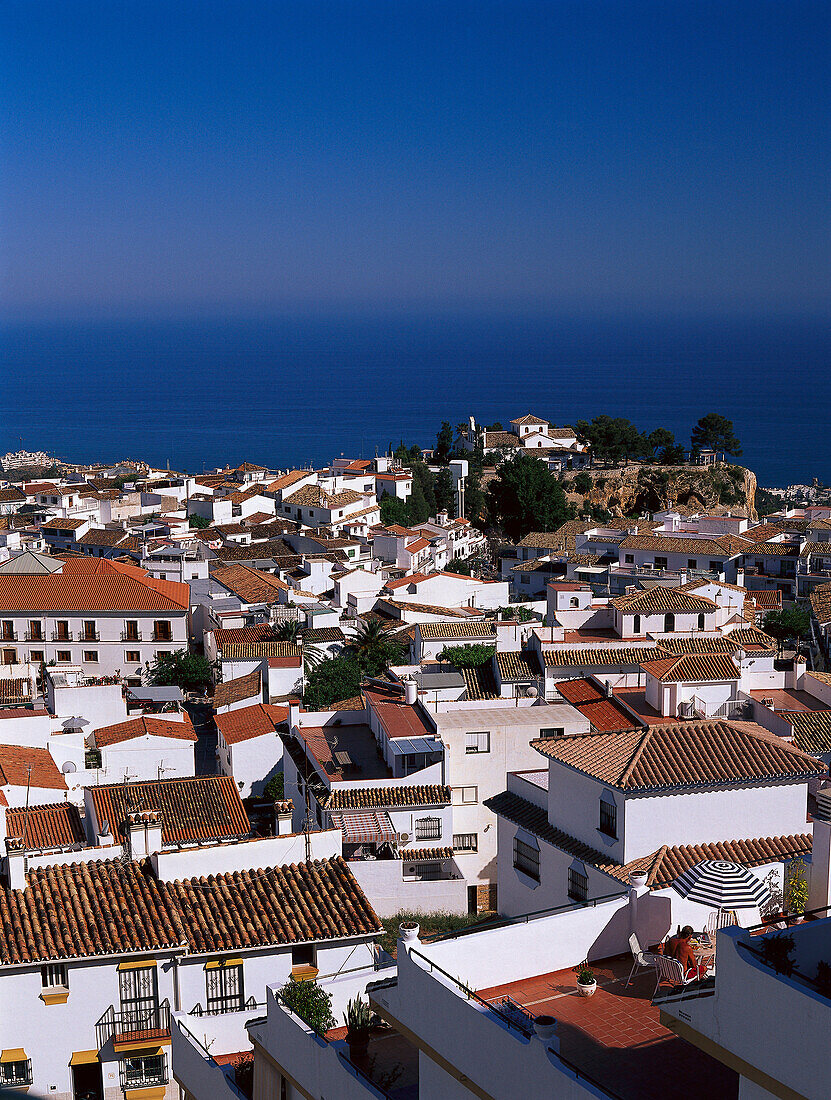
[274,620,301,642]
[349,618,403,675]
[455,422,469,441]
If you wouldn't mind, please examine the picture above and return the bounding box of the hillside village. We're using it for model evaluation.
[0,413,830,1100]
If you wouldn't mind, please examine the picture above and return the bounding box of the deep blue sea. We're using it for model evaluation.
[1,314,828,487]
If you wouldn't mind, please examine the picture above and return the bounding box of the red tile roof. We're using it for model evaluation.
[215,703,288,745]
[0,572,188,611]
[531,720,823,790]
[555,678,642,733]
[640,653,741,683]
[212,624,276,648]
[94,715,197,748]
[213,668,263,709]
[6,803,85,849]
[363,684,436,739]
[88,775,250,846]
[322,784,451,810]
[211,564,289,603]
[0,744,67,790]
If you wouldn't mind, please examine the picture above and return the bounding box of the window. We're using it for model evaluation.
[687,560,697,569]
[0,1058,32,1088]
[453,833,478,852]
[513,837,540,882]
[415,817,442,841]
[122,1053,167,1090]
[30,650,44,663]
[521,573,530,584]
[206,962,244,1014]
[570,597,579,608]
[125,650,141,663]
[118,965,159,1030]
[83,651,99,663]
[663,613,675,632]
[28,620,43,641]
[697,613,706,630]
[654,557,668,569]
[539,727,564,739]
[56,650,71,663]
[633,614,641,634]
[153,620,172,641]
[55,620,70,640]
[465,731,490,754]
[624,554,634,564]
[124,620,139,641]
[709,560,720,571]
[599,797,617,838]
[82,620,97,641]
[41,963,68,989]
[1,621,15,641]
[291,944,316,968]
[452,786,478,805]
[2,648,17,665]
[568,865,588,902]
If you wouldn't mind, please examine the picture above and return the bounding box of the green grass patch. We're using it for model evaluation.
[379,910,494,958]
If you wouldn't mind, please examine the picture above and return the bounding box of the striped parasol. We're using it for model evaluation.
[672,860,769,910]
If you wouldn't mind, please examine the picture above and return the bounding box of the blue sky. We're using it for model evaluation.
[2,0,829,321]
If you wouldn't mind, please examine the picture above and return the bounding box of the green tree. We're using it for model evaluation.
[349,619,405,675]
[278,977,336,1034]
[413,462,437,516]
[580,415,647,466]
[434,468,455,516]
[405,477,430,524]
[188,514,211,529]
[572,471,592,496]
[647,428,675,458]
[303,655,363,709]
[262,771,285,801]
[486,452,574,540]
[435,421,454,464]
[659,443,686,465]
[454,422,469,441]
[380,494,410,527]
[447,554,472,575]
[464,473,486,529]
[763,608,811,654]
[691,413,742,457]
[485,421,504,431]
[275,620,300,642]
[437,643,495,668]
[147,650,214,690]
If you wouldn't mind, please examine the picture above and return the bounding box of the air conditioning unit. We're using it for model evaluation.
[398,831,412,845]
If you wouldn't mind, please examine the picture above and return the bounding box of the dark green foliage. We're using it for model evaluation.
[486,452,573,540]
[278,977,336,1034]
[572,471,592,496]
[464,473,486,529]
[755,487,782,517]
[434,468,455,515]
[379,494,410,526]
[647,428,675,457]
[435,421,454,464]
[262,771,285,801]
[485,421,504,431]
[497,604,538,622]
[303,655,363,709]
[437,643,496,668]
[691,413,742,457]
[404,477,430,524]
[188,514,211,529]
[576,416,647,466]
[275,620,301,642]
[147,650,213,690]
[349,619,406,674]
[378,911,491,958]
[447,555,472,575]
[659,443,686,465]
[764,608,811,652]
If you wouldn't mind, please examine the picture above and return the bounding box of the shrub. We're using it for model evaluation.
[278,977,336,1034]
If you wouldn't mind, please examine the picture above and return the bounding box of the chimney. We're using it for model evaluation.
[274,800,294,836]
[789,654,807,690]
[124,810,163,858]
[403,679,417,705]
[288,697,301,730]
[628,868,649,933]
[96,817,114,847]
[5,836,26,890]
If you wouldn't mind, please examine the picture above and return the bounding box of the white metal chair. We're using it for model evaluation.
[625,933,655,987]
[705,908,737,939]
[651,953,698,999]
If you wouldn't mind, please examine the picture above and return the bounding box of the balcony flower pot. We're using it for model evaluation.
[533,1015,557,1041]
[399,921,420,943]
[576,968,597,997]
[347,1029,370,1060]
[629,871,648,891]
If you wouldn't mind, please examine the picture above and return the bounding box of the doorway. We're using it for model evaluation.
[72,1061,103,1100]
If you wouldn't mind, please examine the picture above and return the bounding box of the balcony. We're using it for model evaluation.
[0,1058,33,1089]
[96,999,171,1052]
[153,631,173,643]
[119,1051,168,1091]
[51,630,73,641]
[24,630,45,642]
[0,632,18,643]
[172,1008,259,1100]
[121,630,143,642]
[81,630,101,642]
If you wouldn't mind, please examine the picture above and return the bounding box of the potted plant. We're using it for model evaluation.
[760,933,795,976]
[344,995,372,1059]
[277,976,336,1034]
[399,921,420,943]
[533,1014,558,1041]
[786,858,809,922]
[576,967,597,997]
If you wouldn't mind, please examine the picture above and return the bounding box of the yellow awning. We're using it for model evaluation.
[118,1046,162,1060]
[1,1050,27,1063]
[117,959,158,971]
[205,957,243,969]
[70,1050,99,1066]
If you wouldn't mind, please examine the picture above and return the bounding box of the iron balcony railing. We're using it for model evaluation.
[121,630,143,641]
[96,999,171,1050]
[119,1051,168,1091]
[24,630,45,642]
[0,1058,33,1088]
[51,630,73,641]
[189,996,262,1016]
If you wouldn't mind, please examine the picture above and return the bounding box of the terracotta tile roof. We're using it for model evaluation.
[541,645,668,667]
[301,627,345,643]
[265,471,312,492]
[461,663,500,700]
[781,711,831,755]
[328,695,365,711]
[531,720,823,790]
[211,564,290,603]
[495,651,542,680]
[640,653,740,683]
[0,858,187,962]
[610,587,717,613]
[214,668,263,709]
[555,678,642,733]
[417,621,497,640]
[41,517,87,530]
[220,641,301,661]
[76,528,133,547]
[362,685,437,740]
[6,803,85,850]
[0,679,32,705]
[0,571,189,612]
[210,540,300,565]
[723,627,777,651]
[285,484,364,510]
[0,745,67,790]
[398,847,453,861]
[167,855,381,952]
[483,790,618,869]
[619,534,749,556]
[805,670,831,686]
[381,598,473,618]
[568,552,603,566]
[511,558,561,574]
[212,625,276,651]
[745,541,800,557]
[609,834,813,889]
[215,703,288,745]
[89,775,250,845]
[655,636,741,655]
[94,715,197,747]
[811,583,831,626]
[517,522,594,551]
[385,572,431,591]
[511,414,548,426]
[482,431,520,449]
[321,784,451,810]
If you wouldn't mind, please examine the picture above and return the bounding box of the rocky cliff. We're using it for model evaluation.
[564,463,757,521]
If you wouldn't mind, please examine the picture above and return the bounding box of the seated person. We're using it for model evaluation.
[665,926,709,980]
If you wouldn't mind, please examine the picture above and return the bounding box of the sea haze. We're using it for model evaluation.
[0,314,827,487]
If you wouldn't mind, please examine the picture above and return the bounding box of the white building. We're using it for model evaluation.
[91,715,197,783]
[214,702,288,797]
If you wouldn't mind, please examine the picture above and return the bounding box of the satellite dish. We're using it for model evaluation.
[525,686,538,698]
[61,760,77,774]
